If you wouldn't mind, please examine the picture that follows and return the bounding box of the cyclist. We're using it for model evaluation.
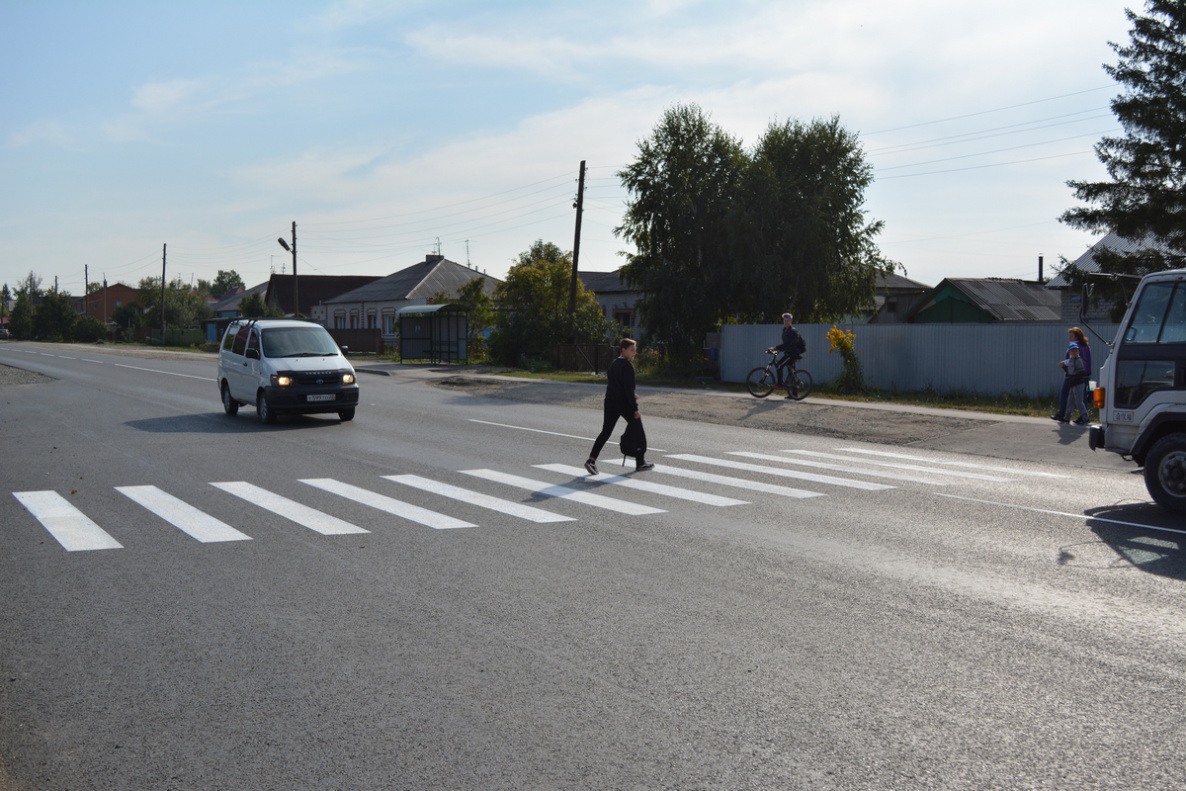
[770,312,805,399]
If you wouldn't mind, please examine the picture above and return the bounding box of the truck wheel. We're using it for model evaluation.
[1144,433,1186,512]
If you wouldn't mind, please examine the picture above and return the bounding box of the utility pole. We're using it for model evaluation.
[84,265,89,317]
[103,276,108,325]
[567,160,586,342]
[161,244,167,341]
[277,222,298,317]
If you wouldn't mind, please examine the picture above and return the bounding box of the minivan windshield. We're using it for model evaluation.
[260,327,341,358]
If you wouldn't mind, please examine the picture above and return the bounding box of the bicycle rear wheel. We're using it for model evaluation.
[745,366,775,398]
[788,369,813,400]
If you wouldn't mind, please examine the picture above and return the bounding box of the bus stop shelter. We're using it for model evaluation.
[397,304,468,363]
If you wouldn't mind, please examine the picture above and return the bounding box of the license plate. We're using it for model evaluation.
[307,394,335,402]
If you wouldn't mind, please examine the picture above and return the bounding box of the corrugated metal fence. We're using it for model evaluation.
[722,322,1119,397]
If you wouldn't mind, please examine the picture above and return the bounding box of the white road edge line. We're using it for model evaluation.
[468,419,668,453]
[112,363,210,381]
[936,493,1186,535]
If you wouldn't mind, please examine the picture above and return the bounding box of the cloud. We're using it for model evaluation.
[9,120,71,149]
[131,78,204,113]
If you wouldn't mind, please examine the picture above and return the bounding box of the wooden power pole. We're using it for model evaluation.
[568,160,586,342]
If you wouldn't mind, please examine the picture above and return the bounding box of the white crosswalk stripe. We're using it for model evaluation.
[534,464,749,506]
[300,478,476,529]
[461,469,665,515]
[116,485,252,543]
[600,457,825,498]
[382,474,575,523]
[784,450,1015,481]
[16,442,1033,552]
[665,454,894,491]
[836,447,1070,478]
[13,491,123,551]
[728,451,953,486]
[210,481,369,535]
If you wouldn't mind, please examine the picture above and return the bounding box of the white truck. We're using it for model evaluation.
[1086,268,1186,512]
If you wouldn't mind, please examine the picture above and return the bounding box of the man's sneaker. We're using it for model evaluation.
[1074,418,1089,425]
[636,461,655,472]
[1050,414,1068,423]
[584,458,598,475]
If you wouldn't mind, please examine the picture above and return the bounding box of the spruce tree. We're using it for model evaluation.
[1062,0,1186,274]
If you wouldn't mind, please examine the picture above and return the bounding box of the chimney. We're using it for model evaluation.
[427,253,444,263]
[1038,255,1044,283]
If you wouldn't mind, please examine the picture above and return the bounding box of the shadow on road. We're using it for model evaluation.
[125,412,349,434]
[1081,501,1186,581]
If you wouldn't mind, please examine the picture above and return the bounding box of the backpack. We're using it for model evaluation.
[792,334,806,355]
[619,420,647,458]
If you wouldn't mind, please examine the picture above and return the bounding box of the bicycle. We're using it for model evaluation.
[746,348,812,400]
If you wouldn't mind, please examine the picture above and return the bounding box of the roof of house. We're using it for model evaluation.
[211,282,267,313]
[579,269,633,294]
[266,275,382,316]
[1047,231,1177,287]
[906,278,1061,322]
[876,272,930,291]
[325,255,501,304]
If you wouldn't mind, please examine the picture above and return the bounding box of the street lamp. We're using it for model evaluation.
[277,221,299,317]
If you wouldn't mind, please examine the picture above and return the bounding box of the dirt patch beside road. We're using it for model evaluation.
[432,375,990,446]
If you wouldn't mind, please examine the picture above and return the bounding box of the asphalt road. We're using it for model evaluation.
[1,342,1183,790]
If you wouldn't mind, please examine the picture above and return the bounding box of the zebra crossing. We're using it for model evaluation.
[10,447,1066,551]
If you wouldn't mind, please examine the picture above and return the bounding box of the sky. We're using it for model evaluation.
[0,0,1137,299]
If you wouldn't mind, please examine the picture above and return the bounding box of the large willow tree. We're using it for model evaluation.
[616,104,895,364]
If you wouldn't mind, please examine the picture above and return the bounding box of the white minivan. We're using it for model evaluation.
[217,319,359,424]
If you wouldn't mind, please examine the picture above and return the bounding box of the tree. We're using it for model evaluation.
[32,291,77,341]
[211,270,245,300]
[1,284,10,322]
[731,117,896,323]
[137,276,212,329]
[1061,0,1186,277]
[616,105,894,364]
[616,104,745,363]
[15,271,42,298]
[487,240,620,366]
[431,277,496,354]
[239,292,282,318]
[9,293,33,339]
[112,301,144,332]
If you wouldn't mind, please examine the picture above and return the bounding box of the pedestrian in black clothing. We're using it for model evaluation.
[585,338,653,474]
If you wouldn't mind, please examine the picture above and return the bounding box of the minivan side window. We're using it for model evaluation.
[221,328,236,352]
[230,325,249,356]
[246,330,260,357]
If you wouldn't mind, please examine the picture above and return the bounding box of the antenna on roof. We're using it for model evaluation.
[466,240,471,267]
[434,237,442,256]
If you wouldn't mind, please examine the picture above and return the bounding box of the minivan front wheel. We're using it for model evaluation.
[221,382,239,416]
[257,390,277,424]
[338,407,355,422]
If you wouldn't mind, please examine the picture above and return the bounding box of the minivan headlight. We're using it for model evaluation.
[342,373,355,385]
[273,374,294,387]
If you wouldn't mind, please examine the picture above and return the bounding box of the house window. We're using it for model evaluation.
[613,309,634,327]
[384,315,397,334]
[367,314,376,329]
[334,313,346,329]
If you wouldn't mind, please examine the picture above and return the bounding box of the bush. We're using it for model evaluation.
[73,316,109,343]
[827,326,863,393]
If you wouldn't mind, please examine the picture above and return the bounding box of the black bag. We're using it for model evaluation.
[1068,371,1089,387]
[792,334,806,355]
[619,420,647,458]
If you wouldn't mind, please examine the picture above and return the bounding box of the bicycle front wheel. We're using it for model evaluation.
[788,369,813,400]
[745,366,776,398]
